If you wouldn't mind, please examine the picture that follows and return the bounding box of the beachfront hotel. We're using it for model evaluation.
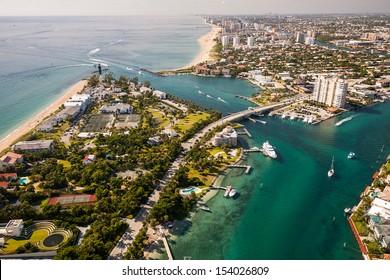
[213,126,238,146]
[312,75,348,108]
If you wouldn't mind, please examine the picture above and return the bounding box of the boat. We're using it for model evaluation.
[344,207,351,214]
[281,113,286,119]
[228,188,237,197]
[262,141,277,159]
[303,116,308,123]
[290,113,296,120]
[347,152,355,159]
[328,156,335,177]
[224,186,232,197]
[199,204,210,212]
[335,116,353,126]
[308,116,313,124]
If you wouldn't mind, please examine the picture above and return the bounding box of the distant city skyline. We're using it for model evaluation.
[1,0,390,16]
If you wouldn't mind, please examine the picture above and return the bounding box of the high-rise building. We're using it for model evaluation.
[247,36,255,47]
[221,35,230,47]
[296,32,306,43]
[312,76,348,108]
[233,36,240,46]
[305,36,315,45]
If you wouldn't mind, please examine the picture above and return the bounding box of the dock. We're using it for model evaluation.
[227,164,252,174]
[243,147,262,153]
[162,234,174,260]
[237,128,252,138]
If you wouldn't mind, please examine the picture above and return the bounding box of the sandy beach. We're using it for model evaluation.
[0,80,88,154]
[181,23,222,69]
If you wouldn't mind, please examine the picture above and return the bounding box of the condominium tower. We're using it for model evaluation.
[312,76,348,108]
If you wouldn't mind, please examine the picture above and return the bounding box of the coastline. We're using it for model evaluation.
[0,80,88,154]
[182,23,221,69]
[164,22,221,72]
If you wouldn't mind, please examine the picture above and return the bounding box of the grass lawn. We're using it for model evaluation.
[188,167,216,188]
[148,109,171,129]
[176,112,210,133]
[1,229,49,253]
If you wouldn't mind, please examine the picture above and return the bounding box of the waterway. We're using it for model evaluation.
[169,103,390,260]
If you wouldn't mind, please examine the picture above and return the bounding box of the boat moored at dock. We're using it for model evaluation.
[262,141,277,159]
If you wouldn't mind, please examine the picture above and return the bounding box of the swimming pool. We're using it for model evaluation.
[18,177,30,185]
[180,187,202,195]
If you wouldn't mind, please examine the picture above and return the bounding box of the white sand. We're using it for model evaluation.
[0,80,88,154]
[182,23,222,69]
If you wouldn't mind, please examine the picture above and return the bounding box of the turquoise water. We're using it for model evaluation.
[170,103,390,260]
[0,16,209,141]
[181,187,200,195]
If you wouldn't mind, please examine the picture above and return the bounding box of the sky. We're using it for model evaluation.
[0,0,389,16]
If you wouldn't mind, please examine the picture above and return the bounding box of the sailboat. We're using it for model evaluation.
[328,156,335,177]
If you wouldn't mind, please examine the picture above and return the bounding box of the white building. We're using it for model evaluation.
[213,126,237,146]
[232,36,240,46]
[99,103,133,114]
[247,37,255,47]
[12,140,54,152]
[312,75,348,108]
[152,90,167,99]
[221,35,230,47]
[64,94,91,112]
[0,220,24,237]
[305,36,316,45]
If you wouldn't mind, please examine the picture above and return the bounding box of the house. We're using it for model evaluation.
[147,136,162,146]
[82,154,96,165]
[152,90,167,99]
[12,140,54,152]
[0,152,23,171]
[376,79,390,88]
[0,220,24,237]
[368,198,390,220]
[0,181,9,188]
[161,129,179,138]
[140,86,152,93]
[0,173,18,181]
[99,103,133,114]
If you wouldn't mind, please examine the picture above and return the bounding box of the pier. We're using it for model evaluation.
[243,147,262,153]
[235,94,258,105]
[237,128,252,138]
[161,233,174,260]
[227,164,252,174]
[140,68,166,77]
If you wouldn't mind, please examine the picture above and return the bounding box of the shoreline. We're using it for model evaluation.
[161,22,221,72]
[181,22,221,69]
[0,80,88,154]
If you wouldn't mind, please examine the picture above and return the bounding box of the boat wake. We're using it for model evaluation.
[198,90,204,94]
[335,115,354,126]
[88,48,100,56]
[207,94,213,99]
[217,97,228,103]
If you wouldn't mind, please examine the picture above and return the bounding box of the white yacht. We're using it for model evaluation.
[228,188,237,197]
[347,152,355,159]
[328,156,335,177]
[262,141,277,159]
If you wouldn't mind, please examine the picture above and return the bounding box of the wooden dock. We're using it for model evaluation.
[243,147,262,153]
[237,128,252,138]
[162,234,174,260]
[227,164,252,174]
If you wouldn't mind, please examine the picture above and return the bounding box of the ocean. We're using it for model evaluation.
[0,15,389,260]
